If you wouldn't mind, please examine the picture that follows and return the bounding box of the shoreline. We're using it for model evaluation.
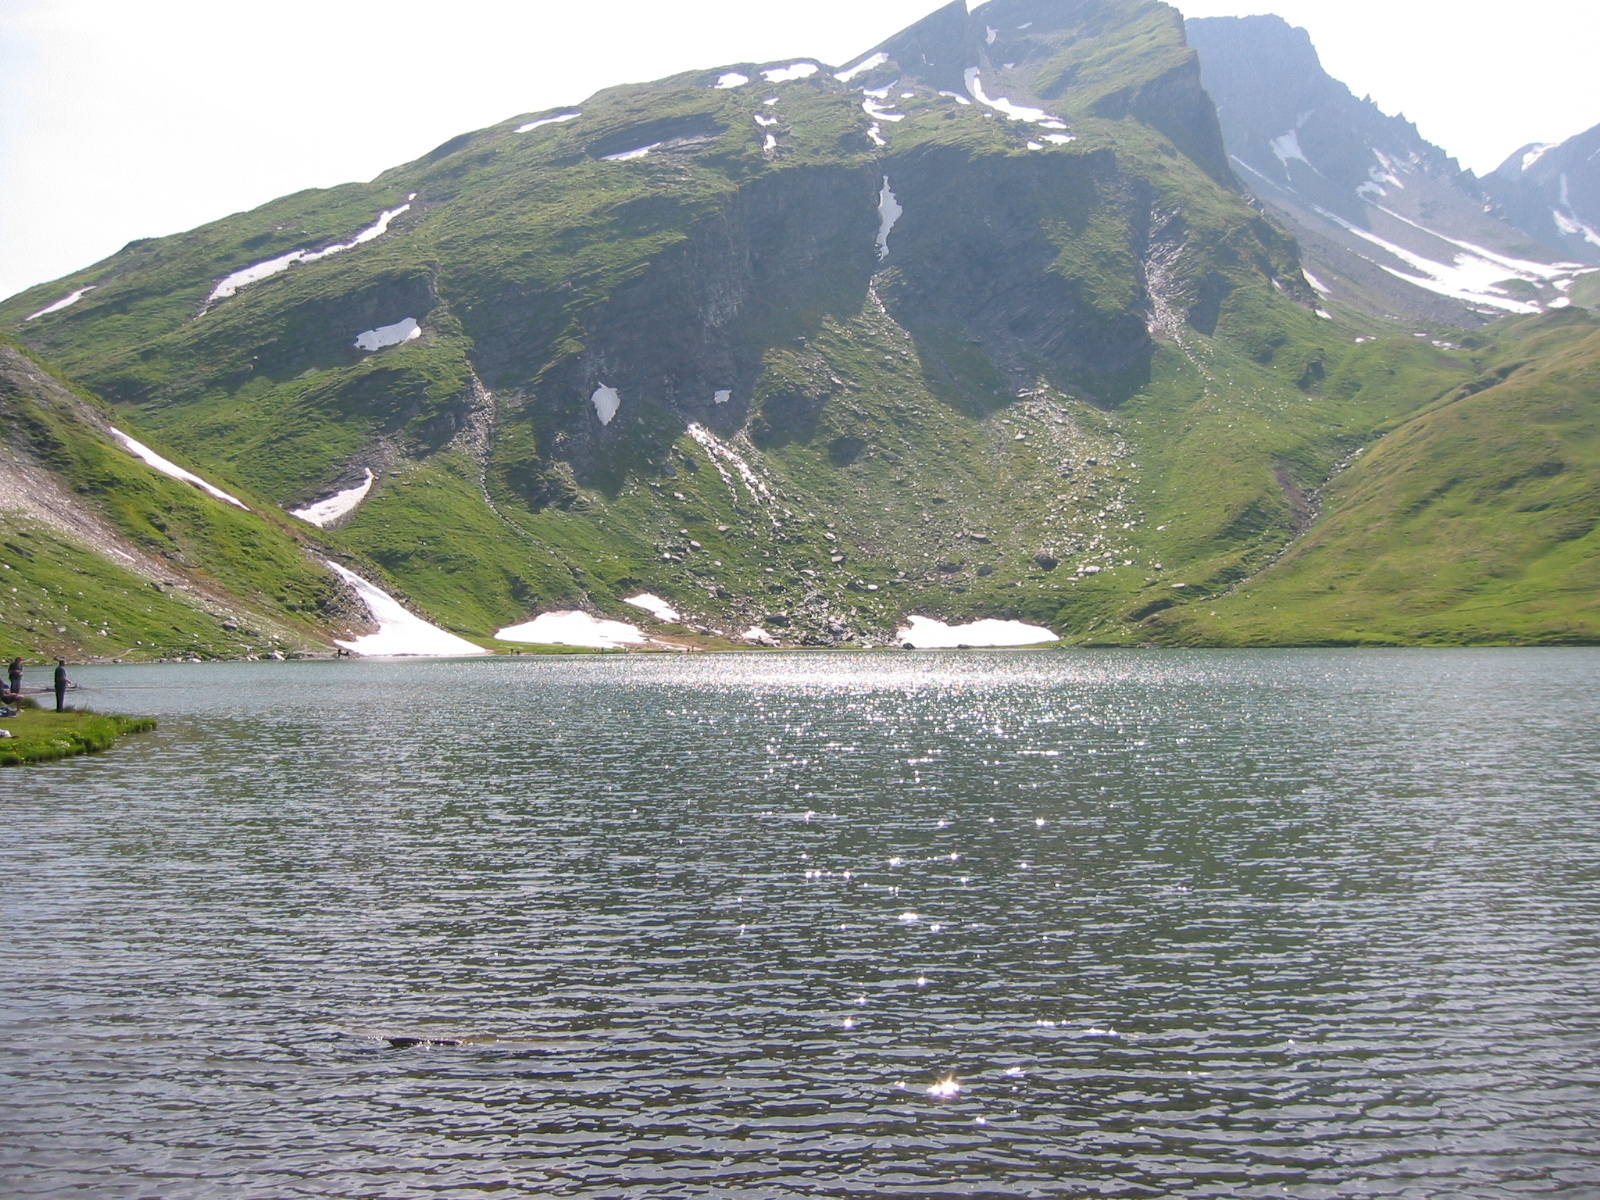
[0,708,158,766]
[55,638,1600,669]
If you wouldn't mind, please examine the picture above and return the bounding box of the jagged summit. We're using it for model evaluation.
[1188,13,1588,323]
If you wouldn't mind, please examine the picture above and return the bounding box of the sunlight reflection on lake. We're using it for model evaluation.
[1,649,1598,1198]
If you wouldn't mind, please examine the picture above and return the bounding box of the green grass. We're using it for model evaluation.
[1150,312,1600,644]
[0,707,157,766]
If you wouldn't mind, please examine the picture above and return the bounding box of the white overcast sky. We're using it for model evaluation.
[2,0,1596,300]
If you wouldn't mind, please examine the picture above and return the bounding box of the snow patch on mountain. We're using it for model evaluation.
[876,177,903,261]
[963,69,1062,126]
[354,318,421,353]
[496,611,651,649]
[1357,152,1406,200]
[715,72,749,89]
[1522,144,1558,172]
[205,202,411,307]
[110,428,250,509]
[625,594,680,622]
[517,112,580,133]
[291,469,374,528]
[1553,208,1600,248]
[896,615,1058,648]
[602,143,663,162]
[328,561,488,657]
[1269,130,1309,174]
[1313,205,1569,314]
[26,286,95,321]
[863,96,907,123]
[754,113,780,127]
[714,389,732,404]
[835,53,887,83]
[763,63,819,83]
[591,385,621,425]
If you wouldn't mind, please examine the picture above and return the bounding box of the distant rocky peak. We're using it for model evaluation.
[1484,123,1600,265]
[1188,13,1594,323]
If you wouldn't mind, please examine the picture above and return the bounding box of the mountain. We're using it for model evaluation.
[0,0,1597,652]
[1186,15,1594,325]
[1486,123,1600,266]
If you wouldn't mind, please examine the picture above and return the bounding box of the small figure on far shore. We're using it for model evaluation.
[8,657,22,697]
[54,658,70,713]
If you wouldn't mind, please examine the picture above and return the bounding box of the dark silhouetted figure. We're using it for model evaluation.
[7,657,21,698]
[54,659,69,713]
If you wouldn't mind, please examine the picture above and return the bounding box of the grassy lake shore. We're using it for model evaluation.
[0,708,157,766]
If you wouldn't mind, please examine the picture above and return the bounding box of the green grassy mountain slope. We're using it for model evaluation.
[0,339,404,661]
[1148,311,1600,645]
[1,0,1593,650]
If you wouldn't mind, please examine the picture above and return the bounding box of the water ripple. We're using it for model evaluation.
[1,650,1598,1196]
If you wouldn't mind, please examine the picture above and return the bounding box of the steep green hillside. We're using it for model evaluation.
[1,0,1593,649]
[0,339,370,660]
[1148,311,1600,645]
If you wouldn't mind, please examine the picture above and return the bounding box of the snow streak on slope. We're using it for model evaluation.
[26,286,95,321]
[835,53,888,83]
[109,428,250,509]
[327,561,488,657]
[517,112,580,133]
[686,424,772,507]
[1314,205,1583,314]
[963,69,1070,131]
[291,469,374,528]
[204,201,413,307]
[603,143,663,162]
[625,594,680,622]
[876,178,903,261]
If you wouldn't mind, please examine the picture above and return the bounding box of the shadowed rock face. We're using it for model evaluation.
[876,144,1155,397]
[522,163,882,484]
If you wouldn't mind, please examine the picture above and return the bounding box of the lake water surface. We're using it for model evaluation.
[2,650,1598,1198]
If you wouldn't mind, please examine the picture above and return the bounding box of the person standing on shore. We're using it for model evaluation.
[8,657,21,698]
[54,659,69,713]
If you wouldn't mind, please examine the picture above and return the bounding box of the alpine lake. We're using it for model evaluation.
[2,649,1597,1198]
